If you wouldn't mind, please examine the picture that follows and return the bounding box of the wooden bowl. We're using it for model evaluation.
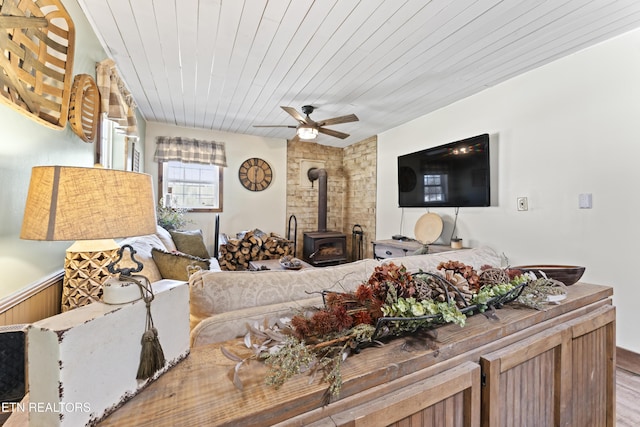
[512,265,585,286]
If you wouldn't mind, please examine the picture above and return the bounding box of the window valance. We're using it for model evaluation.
[96,59,138,138]
[154,137,227,167]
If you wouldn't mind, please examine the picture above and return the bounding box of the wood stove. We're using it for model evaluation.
[302,167,347,266]
[303,231,347,266]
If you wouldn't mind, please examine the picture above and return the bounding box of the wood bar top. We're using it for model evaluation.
[96,283,612,427]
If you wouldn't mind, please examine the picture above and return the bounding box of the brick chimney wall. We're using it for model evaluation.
[286,136,377,260]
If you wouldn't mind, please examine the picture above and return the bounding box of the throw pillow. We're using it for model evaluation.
[151,248,210,281]
[169,229,210,259]
[155,225,178,252]
[117,234,164,283]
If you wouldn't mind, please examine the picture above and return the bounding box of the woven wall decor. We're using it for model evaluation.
[68,74,99,142]
[0,0,75,129]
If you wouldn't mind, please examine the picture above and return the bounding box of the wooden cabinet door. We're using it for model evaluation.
[568,304,616,427]
[480,304,615,427]
[321,361,481,427]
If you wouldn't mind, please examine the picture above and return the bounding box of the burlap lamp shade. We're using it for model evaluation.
[21,166,157,311]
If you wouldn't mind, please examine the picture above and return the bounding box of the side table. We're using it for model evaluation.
[372,239,465,259]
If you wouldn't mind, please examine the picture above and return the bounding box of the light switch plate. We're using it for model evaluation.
[579,193,592,209]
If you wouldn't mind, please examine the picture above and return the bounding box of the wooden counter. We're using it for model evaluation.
[93,283,614,427]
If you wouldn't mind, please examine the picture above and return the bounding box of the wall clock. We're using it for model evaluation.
[238,158,272,191]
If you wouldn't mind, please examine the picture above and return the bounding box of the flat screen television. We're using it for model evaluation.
[398,133,490,208]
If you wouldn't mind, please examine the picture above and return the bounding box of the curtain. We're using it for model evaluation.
[96,59,138,138]
[154,136,227,167]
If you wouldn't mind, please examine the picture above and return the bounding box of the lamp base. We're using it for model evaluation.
[102,276,143,305]
[62,239,119,312]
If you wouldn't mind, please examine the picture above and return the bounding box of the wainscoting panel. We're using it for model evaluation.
[0,271,63,326]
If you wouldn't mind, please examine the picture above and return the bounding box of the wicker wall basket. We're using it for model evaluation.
[0,0,75,129]
[68,74,99,142]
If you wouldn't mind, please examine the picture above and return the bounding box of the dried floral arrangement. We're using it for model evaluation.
[222,261,565,399]
[515,274,567,309]
[156,202,191,231]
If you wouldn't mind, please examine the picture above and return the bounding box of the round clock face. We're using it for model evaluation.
[239,158,273,191]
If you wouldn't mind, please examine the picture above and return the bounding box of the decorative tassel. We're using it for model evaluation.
[136,292,166,380]
[136,324,165,380]
[119,274,166,380]
[149,327,165,371]
[107,248,167,380]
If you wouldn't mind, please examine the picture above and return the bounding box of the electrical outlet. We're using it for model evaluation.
[517,197,528,211]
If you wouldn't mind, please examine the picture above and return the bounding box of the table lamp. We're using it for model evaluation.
[20,165,157,311]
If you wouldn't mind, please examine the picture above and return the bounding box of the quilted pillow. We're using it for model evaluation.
[152,248,210,281]
[169,229,210,259]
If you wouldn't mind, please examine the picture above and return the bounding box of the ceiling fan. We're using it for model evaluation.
[254,105,359,142]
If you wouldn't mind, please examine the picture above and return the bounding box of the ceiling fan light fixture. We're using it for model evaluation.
[297,124,318,140]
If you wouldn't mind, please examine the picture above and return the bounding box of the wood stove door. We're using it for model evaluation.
[304,237,347,265]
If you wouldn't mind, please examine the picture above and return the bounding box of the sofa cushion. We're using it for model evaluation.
[188,258,379,327]
[118,234,165,283]
[187,246,503,345]
[169,229,210,259]
[190,296,323,346]
[152,248,210,281]
[388,246,503,272]
[155,225,178,252]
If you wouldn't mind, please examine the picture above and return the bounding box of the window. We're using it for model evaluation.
[154,136,227,212]
[423,174,447,202]
[159,161,223,212]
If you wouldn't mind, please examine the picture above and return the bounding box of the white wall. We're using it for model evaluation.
[378,28,640,353]
[0,0,108,300]
[144,122,288,253]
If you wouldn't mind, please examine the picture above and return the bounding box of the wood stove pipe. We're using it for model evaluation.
[307,167,327,232]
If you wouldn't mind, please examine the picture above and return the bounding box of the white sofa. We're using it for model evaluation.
[121,231,503,348]
[188,246,503,347]
[119,226,220,284]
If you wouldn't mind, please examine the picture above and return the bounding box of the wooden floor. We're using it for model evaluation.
[617,367,640,426]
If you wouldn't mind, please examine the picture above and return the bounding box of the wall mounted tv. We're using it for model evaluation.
[398,133,490,208]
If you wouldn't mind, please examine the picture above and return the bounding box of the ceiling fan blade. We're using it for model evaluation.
[318,127,349,139]
[253,125,297,128]
[317,114,359,127]
[281,106,307,123]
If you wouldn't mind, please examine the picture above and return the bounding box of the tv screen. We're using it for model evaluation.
[398,134,490,208]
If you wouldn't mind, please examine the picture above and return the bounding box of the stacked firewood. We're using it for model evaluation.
[218,229,294,270]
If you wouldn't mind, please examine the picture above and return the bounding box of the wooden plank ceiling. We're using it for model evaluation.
[76,0,640,147]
